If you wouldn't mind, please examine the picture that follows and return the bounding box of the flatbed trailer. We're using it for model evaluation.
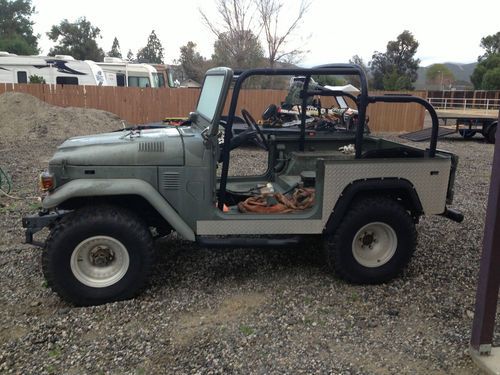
[437,109,498,143]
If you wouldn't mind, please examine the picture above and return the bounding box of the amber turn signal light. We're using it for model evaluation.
[39,172,55,191]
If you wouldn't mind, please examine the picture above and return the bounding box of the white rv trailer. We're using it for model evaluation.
[0,52,108,86]
[97,57,162,88]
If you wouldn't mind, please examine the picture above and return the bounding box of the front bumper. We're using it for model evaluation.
[21,210,70,247]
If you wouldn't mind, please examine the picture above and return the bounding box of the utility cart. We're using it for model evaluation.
[437,109,498,143]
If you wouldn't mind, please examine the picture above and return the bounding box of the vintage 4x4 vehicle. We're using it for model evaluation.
[23,64,463,306]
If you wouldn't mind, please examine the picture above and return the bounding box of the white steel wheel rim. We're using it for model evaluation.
[70,236,130,288]
[352,222,397,268]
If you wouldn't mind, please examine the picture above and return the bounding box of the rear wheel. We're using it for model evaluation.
[486,123,497,144]
[43,205,154,306]
[326,197,416,284]
[459,129,476,138]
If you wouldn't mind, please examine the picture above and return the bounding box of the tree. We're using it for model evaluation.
[178,41,208,83]
[482,67,500,90]
[472,32,500,90]
[0,0,38,54]
[126,49,135,61]
[425,64,454,90]
[212,30,263,68]
[137,30,164,64]
[107,37,122,58]
[348,54,370,88]
[381,69,413,91]
[479,31,500,61]
[369,30,420,90]
[255,0,310,67]
[47,17,104,61]
[471,53,500,90]
[0,33,36,55]
[349,55,368,71]
[200,0,264,69]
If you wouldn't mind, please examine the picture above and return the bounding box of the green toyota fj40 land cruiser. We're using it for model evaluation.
[23,64,463,306]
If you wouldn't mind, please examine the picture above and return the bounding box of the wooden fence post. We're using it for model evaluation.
[470,109,500,355]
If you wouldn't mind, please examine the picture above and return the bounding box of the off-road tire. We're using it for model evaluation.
[459,129,476,139]
[42,205,154,306]
[326,197,416,284]
[486,123,497,144]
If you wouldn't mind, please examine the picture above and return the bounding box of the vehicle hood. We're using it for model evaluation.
[50,127,185,166]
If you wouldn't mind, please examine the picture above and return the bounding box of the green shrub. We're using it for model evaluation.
[29,74,46,84]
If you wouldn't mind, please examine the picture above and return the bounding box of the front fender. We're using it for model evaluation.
[42,179,195,241]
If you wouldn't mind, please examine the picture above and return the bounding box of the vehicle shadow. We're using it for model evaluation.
[149,234,327,290]
[438,134,491,144]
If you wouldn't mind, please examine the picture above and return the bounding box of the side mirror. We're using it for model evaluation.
[188,112,198,122]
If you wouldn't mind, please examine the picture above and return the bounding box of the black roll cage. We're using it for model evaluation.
[217,63,440,210]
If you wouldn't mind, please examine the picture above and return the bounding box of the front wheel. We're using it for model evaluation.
[42,205,154,306]
[326,197,417,284]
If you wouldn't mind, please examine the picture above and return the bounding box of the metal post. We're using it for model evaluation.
[470,110,500,355]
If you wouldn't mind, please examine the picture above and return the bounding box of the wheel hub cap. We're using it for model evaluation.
[352,222,397,268]
[360,232,376,247]
[70,236,130,288]
[89,246,115,266]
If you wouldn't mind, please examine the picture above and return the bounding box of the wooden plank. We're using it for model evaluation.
[437,109,498,119]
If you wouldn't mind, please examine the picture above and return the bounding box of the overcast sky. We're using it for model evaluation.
[31,0,499,67]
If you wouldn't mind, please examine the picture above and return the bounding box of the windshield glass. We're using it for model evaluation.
[197,74,225,122]
[153,73,165,87]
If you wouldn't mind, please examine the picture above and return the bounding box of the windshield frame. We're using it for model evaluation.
[195,67,233,135]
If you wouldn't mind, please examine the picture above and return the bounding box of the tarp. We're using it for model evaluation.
[324,84,360,94]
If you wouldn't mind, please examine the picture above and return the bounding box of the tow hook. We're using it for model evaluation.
[22,210,70,246]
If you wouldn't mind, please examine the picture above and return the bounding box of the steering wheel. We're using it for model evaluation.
[241,109,269,150]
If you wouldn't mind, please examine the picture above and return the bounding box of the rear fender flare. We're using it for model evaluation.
[324,178,423,234]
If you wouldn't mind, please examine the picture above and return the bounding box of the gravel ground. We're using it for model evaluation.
[1,95,499,374]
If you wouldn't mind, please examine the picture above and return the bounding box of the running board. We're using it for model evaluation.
[196,236,303,248]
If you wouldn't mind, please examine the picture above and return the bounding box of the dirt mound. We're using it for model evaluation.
[0,92,127,195]
[0,92,125,143]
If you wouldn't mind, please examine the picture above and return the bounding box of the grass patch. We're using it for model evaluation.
[239,324,254,336]
[48,345,61,358]
[29,202,41,210]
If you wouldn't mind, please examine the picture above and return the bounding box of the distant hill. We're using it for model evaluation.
[415,62,477,90]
